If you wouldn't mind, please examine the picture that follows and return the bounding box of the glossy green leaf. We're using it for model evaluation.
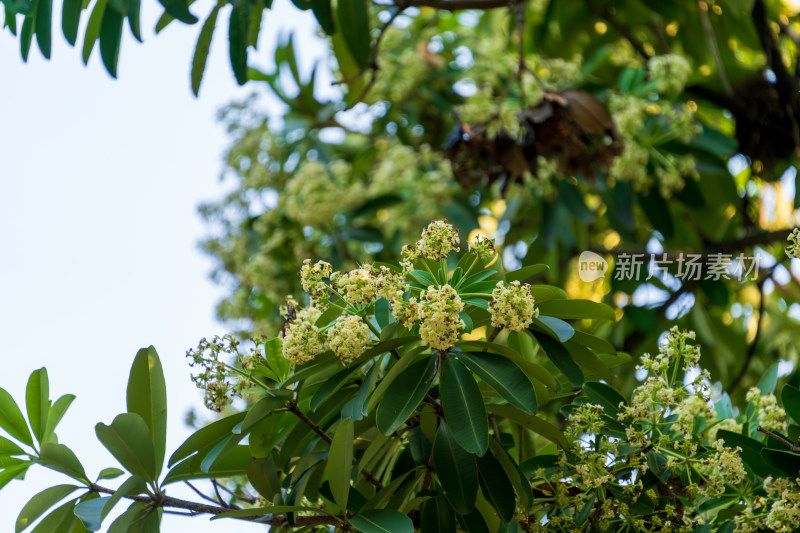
[506,264,548,282]
[33,0,50,57]
[432,423,478,515]
[127,0,141,40]
[458,340,557,391]
[376,357,435,435]
[536,299,615,321]
[106,502,148,533]
[350,509,414,533]
[441,357,488,455]
[310,0,334,34]
[37,443,88,482]
[488,438,532,510]
[326,417,353,511]
[190,0,221,95]
[20,8,35,61]
[61,0,82,44]
[0,385,33,446]
[476,452,515,522]
[421,491,456,533]
[81,0,106,64]
[95,413,156,484]
[156,0,196,24]
[246,456,281,499]
[15,484,78,533]
[126,347,167,479]
[98,6,123,77]
[240,396,284,434]
[335,0,369,68]
[29,498,77,533]
[0,435,26,455]
[162,445,251,485]
[169,411,245,467]
[531,331,584,387]
[457,351,537,414]
[228,2,249,85]
[530,316,574,342]
[583,381,626,417]
[783,384,800,425]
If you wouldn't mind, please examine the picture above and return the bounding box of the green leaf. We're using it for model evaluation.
[457,340,557,391]
[441,357,488,455]
[20,9,35,61]
[191,0,221,95]
[529,316,574,342]
[98,6,123,77]
[26,368,50,445]
[81,0,106,64]
[34,0,51,58]
[240,396,284,434]
[326,418,353,511]
[310,0,334,34]
[0,385,34,446]
[74,496,112,531]
[168,412,245,467]
[96,468,124,481]
[335,0,369,68]
[535,299,616,321]
[350,509,414,533]
[311,365,361,412]
[228,2,249,85]
[506,264,548,283]
[127,0,141,40]
[0,435,26,455]
[488,439,532,510]
[30,498,78,533]
[421,491,456,532]
[783,384,800,425]
[99,476,146,525]
[15,484,79,533]
[531,331,584,387]
[126,347,167,479]
[162,445,251,484]
[95,413,156,484]
[376,357,435,435]
[457,352,537,414]
[761,448,800,476]
[486,404,569,449]
[156,0,196,23]
[432,423,478,515]
[106,502,148,533]
[37,443,88,482]
[44,394,75,441]
[476,453,515,523]
[246,456,281,499]
[211,505,328,519]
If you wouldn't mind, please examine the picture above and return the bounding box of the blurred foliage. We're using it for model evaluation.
[199,0,800,401]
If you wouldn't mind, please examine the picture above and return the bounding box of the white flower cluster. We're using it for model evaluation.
[299,259,333,301]
[327,315,372,364]
[280,305,325,365]
[746,387,788,434]
[402,219,460,263]
[417,284,464,351]
[647,54,692,95]
[468,234,495,260]
[489,280,538,332]
[787,228,800,258]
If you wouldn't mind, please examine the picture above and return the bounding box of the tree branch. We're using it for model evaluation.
[286,400,385,490]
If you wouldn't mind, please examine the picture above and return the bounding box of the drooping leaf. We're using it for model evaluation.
[169,412,245,467]
[531,331,584,387]
[335,0,369,68]
[326,417,354,511]
[33,0,50,57]
[350,509,414,533]
[486,404,569,449]
[228,1,249,85]
[156,0,196,24]
[421,491,457,533]
[476,452,515,523]
[81,0,107,64]
[162,445,251,485]
[376,357,435,435]
[457,352,537,414]
[432,423,478,515]
[74,496,112,531]
[190,0,222,95]
[29,498,78,533]
[61,0,82,44]
[536,299,616,321]
[126,347,167,479]
[98,6,123,77]
[440,357,488,455]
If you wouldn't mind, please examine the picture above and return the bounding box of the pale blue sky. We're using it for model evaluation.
[0,1,324,530]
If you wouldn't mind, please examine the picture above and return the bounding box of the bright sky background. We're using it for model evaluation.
[0,1,324,530]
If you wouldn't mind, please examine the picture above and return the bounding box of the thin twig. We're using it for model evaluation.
[727,278,767,391]
[757,426,800,451]
[183,481,220,506]
[698,2,733,96]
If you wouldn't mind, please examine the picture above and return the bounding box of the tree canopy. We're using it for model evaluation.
[3,0,800,531]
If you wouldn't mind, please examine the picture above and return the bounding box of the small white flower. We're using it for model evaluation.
[327,315,372,364]
[489,280,537,332]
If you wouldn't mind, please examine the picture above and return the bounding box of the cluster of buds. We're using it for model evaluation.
[787,228,800,258]
[402,219,460,263]
[488,280,538,332]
